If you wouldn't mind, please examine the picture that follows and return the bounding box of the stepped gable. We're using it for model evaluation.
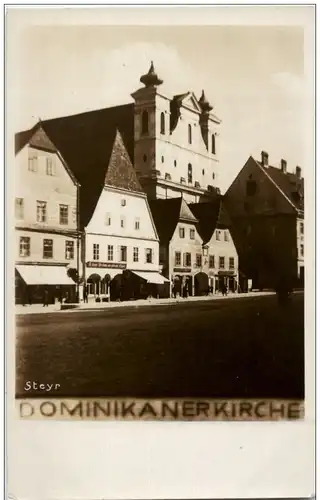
[104,129,143,193]
[15,103,135,227]
[149,197,198,244]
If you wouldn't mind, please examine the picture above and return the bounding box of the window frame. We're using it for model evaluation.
[160,112,165,135]
[219,256,225,269]
[196,253,202,267]
[65,240,74,260]
[19,236,30,257]
[184,252,191,267]
[15,197,24,220]
[209,255,215,268]
[36,200,47,223]
[179,227,185,239]
[59,204,69,225]
[120,245,127,262]
[145,248,153,264]
[190,229,195,240]
[133,247,139,263]
[229,257,235,270]
[43,238,53,259]
[93,243,100,261]
[107,245,114,261]
[141,110,149,135]
[175,251,181,267]
[188,124,192,144]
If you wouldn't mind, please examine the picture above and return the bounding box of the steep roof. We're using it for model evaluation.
[15,103,135,227]
[149,197,198,244]
[189,198,232,244]
[258,163,304,212]
[104,129,143,194]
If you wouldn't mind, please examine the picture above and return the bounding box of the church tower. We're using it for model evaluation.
[131,62,221,202]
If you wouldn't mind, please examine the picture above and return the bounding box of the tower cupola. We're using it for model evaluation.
[198,90,213,113]
[140,61,163,88]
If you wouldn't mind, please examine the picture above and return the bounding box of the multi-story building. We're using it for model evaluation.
[14,124,80,304]
[189,197,239,293]
[131,62,222,202]
[224,151,304,290]
[149,197,209,297]
[82,130,168,300]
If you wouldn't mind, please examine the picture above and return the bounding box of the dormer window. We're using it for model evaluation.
[188,124,192,144]
[211,134,216,154]
[160,112,165,134]
[141,110,149,135]
[188,164,193,184]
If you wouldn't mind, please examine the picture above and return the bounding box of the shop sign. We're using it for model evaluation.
[218,270,235,276]
[173,267,191,273]
[86,261,127,269]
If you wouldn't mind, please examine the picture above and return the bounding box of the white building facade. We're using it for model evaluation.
[15,125,80,304]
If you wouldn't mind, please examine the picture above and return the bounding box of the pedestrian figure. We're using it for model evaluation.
[43,288,49,307]
[83,286,88,303]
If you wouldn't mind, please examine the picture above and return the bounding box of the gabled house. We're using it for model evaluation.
[224,151,304,290]
[149,197,209,297]
[189,197,239,293]
[82,129,168,301]
[14,124,80,304]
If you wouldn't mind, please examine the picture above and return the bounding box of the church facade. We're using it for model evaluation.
[131,62,221,203]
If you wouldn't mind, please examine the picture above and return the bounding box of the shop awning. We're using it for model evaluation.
[131,271,170,284]
[16,265,75,286]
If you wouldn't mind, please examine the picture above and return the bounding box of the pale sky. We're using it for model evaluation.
[12,24,305,192]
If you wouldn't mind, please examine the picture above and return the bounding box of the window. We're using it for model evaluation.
[28,156,37,172]
[46,157,55,176]
[121,199,126,207]
[184,252,191,267]
[120,217,125,228]
[65,241,74,260]
[145,248,153,264]
[161,156,164,163]
[133,247,139,262]
[175,251,181,266]
[216,230,221,241]
[143,154,147,162]
[246,179,257,196]
[219,256,225,269]
[15,198,24,219]
[93,244,100,260]
[300,244,304,257]
[59,204,69,225]
[300,222,304,235]
[209,255,215,268]
[179,227,185,238]
[120,246,127,262]
[135,218,140,230]
[36,201,47,223]
[224,231,229,242]
[107,245,114,261]
[211,134,216,154]
[43,239,53,259]
[174,160,177,167]
[196,254,202,267]
[72,208,77,224]
[229,257,235,270]
[203,247,208,257]
[105,213,111,226]
[188,124,192,144]
[19,236,30,257]
[141,110,149,135]
[160,112,165,134]
[188,163,193,184]
[202,169,205,175]
[190,229,195,240]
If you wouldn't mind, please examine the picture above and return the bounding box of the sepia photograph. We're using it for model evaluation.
[10,10,312,421]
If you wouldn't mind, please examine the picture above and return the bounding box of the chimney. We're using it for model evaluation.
[280,159,287,173]
[261,151,269,167]
[296,166,302,179]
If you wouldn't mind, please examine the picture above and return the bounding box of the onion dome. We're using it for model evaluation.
[198,89,213,112]
[140,61,163,88]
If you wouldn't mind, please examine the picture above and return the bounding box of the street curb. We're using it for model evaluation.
[16,292,280,316]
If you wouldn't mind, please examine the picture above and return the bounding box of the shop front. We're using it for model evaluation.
[217,270,238,293]
[122,270,170,300]
[172,268,193,298]
[15,264,76,304]
[85,261,126,302]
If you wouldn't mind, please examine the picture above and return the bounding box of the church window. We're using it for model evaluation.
[188,124,192,144]
[211,134,216,154]
[188,163,193,184]
[141,110,149,135]
[160,112,165,134]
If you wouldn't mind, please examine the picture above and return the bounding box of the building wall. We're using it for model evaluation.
[133,89,219,199]
[15,146,78,230]
[168,221,203,278]
[203,228,239,278]
[15,145,78,269]
[84,186,159,280]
